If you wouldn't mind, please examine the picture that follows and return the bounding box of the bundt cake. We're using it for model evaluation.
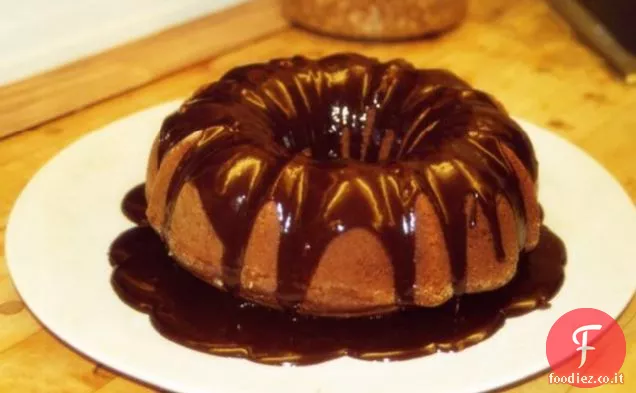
[145,53,542,317]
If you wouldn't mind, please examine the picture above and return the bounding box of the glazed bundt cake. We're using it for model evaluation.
[145,53,541,317]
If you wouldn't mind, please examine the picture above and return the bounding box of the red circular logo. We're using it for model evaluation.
[546,308,626,388]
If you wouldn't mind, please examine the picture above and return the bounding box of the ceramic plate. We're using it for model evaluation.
[6,102,636,393]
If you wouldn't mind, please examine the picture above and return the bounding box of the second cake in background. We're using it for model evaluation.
[282,0,467,40]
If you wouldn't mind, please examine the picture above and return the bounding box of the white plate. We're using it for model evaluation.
[6,102,636,393]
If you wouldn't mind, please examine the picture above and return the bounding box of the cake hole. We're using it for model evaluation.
[272,102,407,165]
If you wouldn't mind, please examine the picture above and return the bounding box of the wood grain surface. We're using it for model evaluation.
[0,0,634,392]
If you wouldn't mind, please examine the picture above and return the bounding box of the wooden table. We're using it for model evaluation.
[0,0,634,391]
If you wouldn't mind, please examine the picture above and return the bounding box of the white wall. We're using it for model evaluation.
[0,0,244,86]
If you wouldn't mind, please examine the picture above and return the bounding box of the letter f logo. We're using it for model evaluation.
[572,324,602,368]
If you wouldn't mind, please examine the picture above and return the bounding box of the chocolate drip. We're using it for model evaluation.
[273,162,419,306]
[163,129,285,290]
[110,185,565,365]
[154,54,538,307]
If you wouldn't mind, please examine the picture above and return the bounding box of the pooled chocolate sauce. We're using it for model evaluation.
[121,184,147,226]
[110,184,565,366]
[157,54,538,306]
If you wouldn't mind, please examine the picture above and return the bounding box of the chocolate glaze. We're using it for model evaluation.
[110,185,565,365]
[157,53,538,306]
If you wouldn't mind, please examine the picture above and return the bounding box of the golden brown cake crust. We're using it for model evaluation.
[282,0,467,40]
[145,54,542,317]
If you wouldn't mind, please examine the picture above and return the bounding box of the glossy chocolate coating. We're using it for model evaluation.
[110,184,565,365]
[156,54,538,307]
